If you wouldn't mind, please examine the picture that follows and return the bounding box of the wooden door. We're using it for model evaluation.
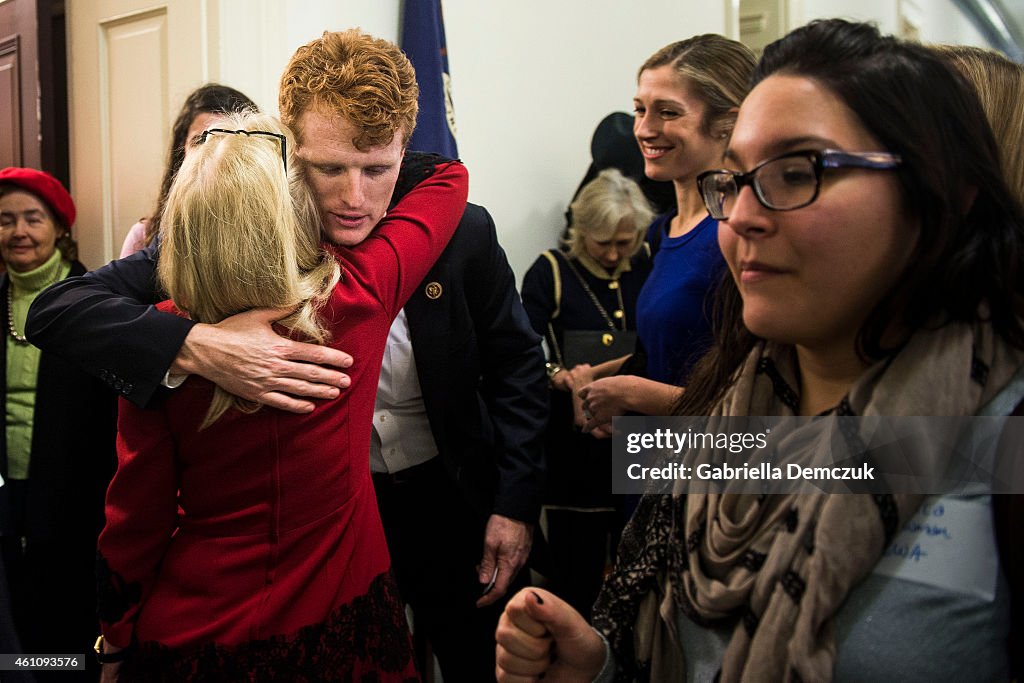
[739,0,788,55]
[0,0,70,192]
[66,0,217,268]
[0,0,41,172]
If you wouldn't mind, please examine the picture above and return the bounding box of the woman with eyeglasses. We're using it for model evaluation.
[95,111,467,681]
[496,19,1024,683]
[567,36,756,439]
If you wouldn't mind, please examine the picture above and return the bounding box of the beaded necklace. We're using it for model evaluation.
[6,285,28,343]
[6,268,63,344]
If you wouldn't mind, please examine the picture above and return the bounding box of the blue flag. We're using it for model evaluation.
[401,0,458,157]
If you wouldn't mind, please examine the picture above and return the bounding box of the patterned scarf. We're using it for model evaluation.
[593,320,1024,682]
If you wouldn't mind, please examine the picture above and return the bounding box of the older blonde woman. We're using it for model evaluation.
[96,111,467,680]
[521,168,653,617]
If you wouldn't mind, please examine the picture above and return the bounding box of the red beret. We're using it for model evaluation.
[0,167,76,231]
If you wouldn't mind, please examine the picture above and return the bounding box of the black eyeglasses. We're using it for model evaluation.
[697,149,902,221]
[198,128,288,173]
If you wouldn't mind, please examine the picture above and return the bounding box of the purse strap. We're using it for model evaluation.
[547,321,565,367]
[554,250,626,332]
[541,250,562,320]
[541,251,565,366]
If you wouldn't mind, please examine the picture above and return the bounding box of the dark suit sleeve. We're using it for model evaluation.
[465,209,548,523]
[25,246,193,407]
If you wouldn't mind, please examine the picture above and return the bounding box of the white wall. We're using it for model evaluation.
[792,0,899,33]
[908,0,987,46]
[791,0,986,46]
[215,0,400,115]
[442,1,727,280]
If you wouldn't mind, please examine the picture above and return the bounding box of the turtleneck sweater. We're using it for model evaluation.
[6,250,71,479]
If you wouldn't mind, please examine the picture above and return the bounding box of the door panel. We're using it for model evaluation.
[100,8,170,256]
[739,0,787,55]
[68,0,214,268]
[0,36,21,167]
[0,0,41,172]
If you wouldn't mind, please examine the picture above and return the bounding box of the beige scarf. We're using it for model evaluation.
[593,320,1024,682]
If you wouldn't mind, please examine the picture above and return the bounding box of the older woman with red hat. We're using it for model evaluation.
[0,167,116,679]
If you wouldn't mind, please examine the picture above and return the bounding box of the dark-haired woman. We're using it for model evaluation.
[119,83,257,256]
[496,20,1024,683]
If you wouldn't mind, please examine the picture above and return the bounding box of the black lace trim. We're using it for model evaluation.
[739,549,767,572]
[784,507,799,533]
[96,552,143,625]
[742,605,759,637]
[971,346,989,386]
[685,528,703,554]
[836,414,864,461]
[872,493,901,546]
[118,572,416,682]
[757,357,800,412]
[780,570,806,604]
[802,524,816,556]
[592,494,673,683]
[834,403,885,494]
[834,397,856,416]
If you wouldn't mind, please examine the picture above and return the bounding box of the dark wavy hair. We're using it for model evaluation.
[677,19,1024,416]
[142,83,257,247]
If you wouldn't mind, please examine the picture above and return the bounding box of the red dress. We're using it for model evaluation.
[97,161,468,681]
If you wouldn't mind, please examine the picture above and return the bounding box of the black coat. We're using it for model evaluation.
[0,260,117,541]
[405,204,547,522]
[0,260,117,668]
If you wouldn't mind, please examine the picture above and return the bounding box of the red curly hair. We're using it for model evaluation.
[279,29,419,150]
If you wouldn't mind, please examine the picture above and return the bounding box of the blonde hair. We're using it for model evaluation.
[279,29,418,149]
[158,111,340,427]
[566,169,654,259]
[933,44,1024,205]
[639,35,756,140]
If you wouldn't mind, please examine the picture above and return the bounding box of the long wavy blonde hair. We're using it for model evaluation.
[158,111,340,427]
[933,44,1024,205]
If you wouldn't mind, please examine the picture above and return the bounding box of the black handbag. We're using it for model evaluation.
[561,329,637,367]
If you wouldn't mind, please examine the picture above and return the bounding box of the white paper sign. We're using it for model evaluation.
[873,495,999,602]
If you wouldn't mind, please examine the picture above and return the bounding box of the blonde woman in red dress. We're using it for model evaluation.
[96,108,466,681]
